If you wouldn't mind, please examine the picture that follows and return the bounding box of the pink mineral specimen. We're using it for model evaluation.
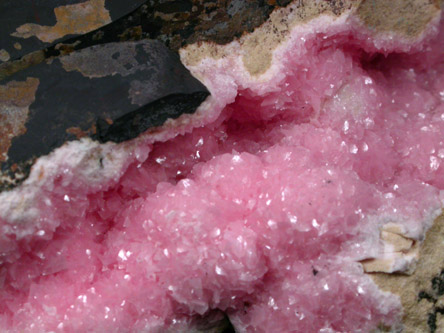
[1,4,444,333]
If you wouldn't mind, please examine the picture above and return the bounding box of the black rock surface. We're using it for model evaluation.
[0,0,291,191]
[0,40,209,191]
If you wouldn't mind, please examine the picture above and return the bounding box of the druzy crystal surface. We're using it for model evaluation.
[1,10,444,333]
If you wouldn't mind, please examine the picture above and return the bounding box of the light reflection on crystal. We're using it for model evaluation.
[2,11,444,333]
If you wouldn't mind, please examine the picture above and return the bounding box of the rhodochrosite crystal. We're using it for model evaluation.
[1,2,444,332]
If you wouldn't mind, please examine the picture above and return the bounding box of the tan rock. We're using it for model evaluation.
[181,0,441,77]
[370,214,444,332]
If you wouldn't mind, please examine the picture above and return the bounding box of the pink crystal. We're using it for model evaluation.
[1,11,444,333]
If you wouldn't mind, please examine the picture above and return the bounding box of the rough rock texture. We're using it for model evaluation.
[0,0,291,80]
[371,214,444,332]
[0,0,146,61]
[0,1,444,332]
[0,39,209,191]
[0,78,39,163]
[182,0,442,75]
[0,0,294,192]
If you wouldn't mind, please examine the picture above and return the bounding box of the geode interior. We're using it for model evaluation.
[0,2,444,332]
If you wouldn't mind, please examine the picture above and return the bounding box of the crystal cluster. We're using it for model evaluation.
[1,10,444,333]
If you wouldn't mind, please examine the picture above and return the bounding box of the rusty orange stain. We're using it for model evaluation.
[11,0,111,43]
[0,78,40,162]
[66,123,97,140]
[66,127,88,139]
[0,77,40,106]
[38,167,45,181]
